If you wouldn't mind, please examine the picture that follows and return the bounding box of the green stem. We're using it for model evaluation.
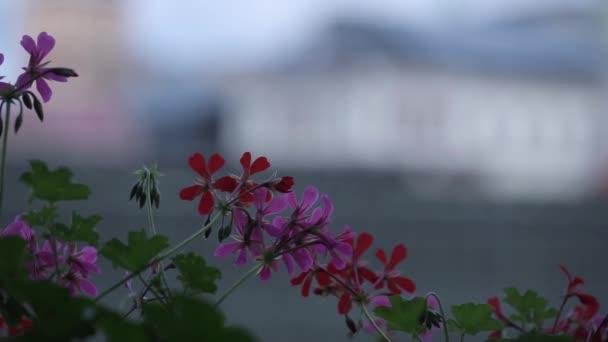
[360,303,393,342]
[215,263,263,306]
[0,100,11,217]
[459,333,465,342]
[95,213,221,302]
[145,177,172,300]
[137,273,167,308]
[426,292,450,342]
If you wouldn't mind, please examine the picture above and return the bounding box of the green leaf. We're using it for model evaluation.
[374,296,427,334]
[100,230,169,272]
[174,253,221,294]
[503,288,557,328]
[50,213,101,247]
[22,205,59,227]
[450,303,502,335]
[19,160,91,202]
[15,281,98,340]
[0,237,30,284]
[142,294,256,341]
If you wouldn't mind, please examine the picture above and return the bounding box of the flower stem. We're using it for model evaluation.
[144,176,172,300]
[360,303,393,342]
[552,295,569,333]
[215,263,263,306]
[0,100,11,218]
[592,314,608,341]
[426,292,450,342]
[95,213,221,302]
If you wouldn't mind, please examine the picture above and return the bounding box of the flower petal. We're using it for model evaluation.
[198,190,214,215]
[388,244,407,270]
[240,152,251,170]
[369,295,391,308]
[282,253,295,277]
[77,278,98,297]
[259,266,272,280]
[188,152,207,177]
[338,292,352,314]
[207,153,224,175]
[36,78,52,102]
[214,241,241,257]
[375,248,387,265]
[250,156,270,175]
[300,186,319,212]
[36,32,55,61]
[179,184,202,200]
[355,233,373,259]
[213,176,238,192]
[265,195,287,215]
[234,248,248,265]
[20,35,37,56]
[393,276,416,293]
[293,248,313,272]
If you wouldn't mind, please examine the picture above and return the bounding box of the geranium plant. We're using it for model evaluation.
[0,32,606,342]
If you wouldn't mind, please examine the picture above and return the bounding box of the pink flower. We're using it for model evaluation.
[16,32,76,102]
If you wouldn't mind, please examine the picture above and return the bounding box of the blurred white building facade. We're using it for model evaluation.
[219,17,607,201]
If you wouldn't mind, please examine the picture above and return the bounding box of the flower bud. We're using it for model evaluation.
[266,176,294,193]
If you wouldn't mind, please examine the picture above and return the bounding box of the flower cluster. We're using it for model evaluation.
[290,232,416,335]
[0,32,77,134]
[180,151,416,337]
[0,214,100,297]
[488,265,606,342]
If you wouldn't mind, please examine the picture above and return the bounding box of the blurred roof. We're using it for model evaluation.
[278,11,606,81]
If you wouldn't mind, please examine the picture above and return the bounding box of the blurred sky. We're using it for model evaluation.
[123,0,599,71]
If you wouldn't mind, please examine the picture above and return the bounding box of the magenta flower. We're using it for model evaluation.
[286,186,320,228]
[0,214,34,241]
[15,32,73,102]
[214,208,263,264]
[67,244,101,277]
[306,193,334,228]
[253,188,287,235]
[0,53,7,89]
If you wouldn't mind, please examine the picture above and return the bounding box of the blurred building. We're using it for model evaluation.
[219,13,607,201]
[9,0,149,165]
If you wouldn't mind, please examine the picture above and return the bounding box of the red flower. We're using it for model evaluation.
[235,152,272,204]
[374,244,415,294]
[179,152,234,215]
[560,265,600,319]
[560,264,585,296]
[338,292,353,315]
[267,176,294,193]
[290,268,332,297]
[240,152,270,179]
[488,296,509,322]
[344,232,379,285]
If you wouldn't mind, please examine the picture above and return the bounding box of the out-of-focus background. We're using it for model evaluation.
[1,0,608,341]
